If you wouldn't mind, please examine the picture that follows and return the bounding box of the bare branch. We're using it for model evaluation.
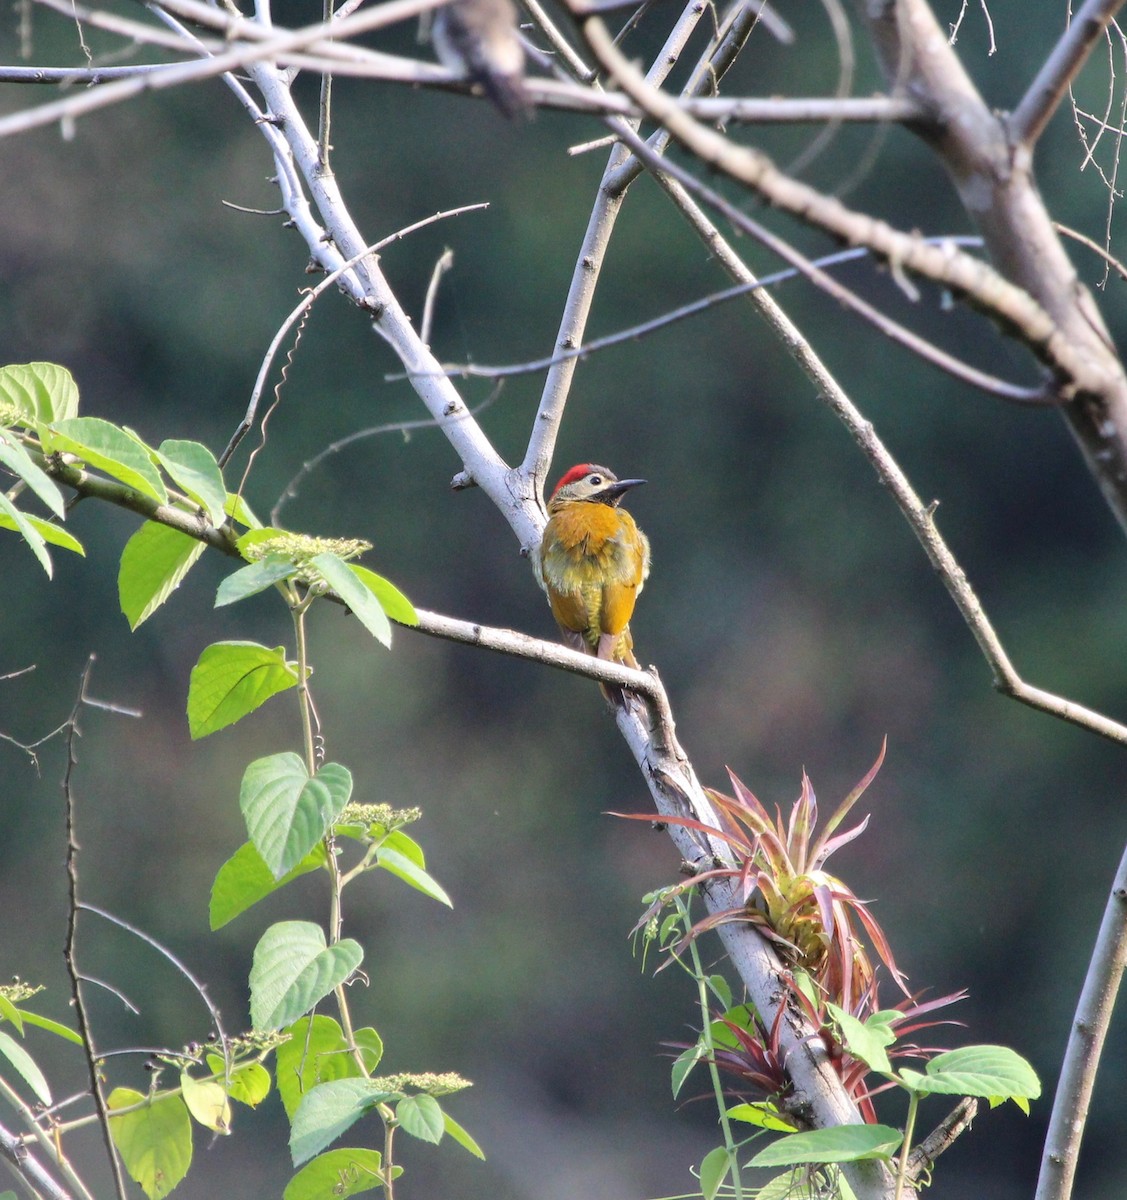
[579,14,1110,403]
[1034,838,1127,1200]
[420,248,456,347]
[0,63,183,82]
[519,0,713,490]
[519,0,597,82]
[856,0,1127,533]
[4,0,448,140]
[907,1098,979,1180]
[1009,0,1127,147]
[519,0,777,490]
[403,237,1039,404]
[0,1118,72,1200]
[616,107,1127,748]
[241,62,531,540]
[593,117,1053,403]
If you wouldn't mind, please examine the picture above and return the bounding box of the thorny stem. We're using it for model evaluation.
[62,659,129,1200]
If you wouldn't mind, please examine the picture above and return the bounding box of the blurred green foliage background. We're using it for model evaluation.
[3,1,1127,1197]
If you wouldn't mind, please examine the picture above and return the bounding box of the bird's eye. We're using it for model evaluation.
[588,474,603,486]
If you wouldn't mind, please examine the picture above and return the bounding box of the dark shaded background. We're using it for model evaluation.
[2,2,1126,1197]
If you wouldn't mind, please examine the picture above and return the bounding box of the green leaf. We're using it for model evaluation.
[395,1094,443,1144]
[283,1148,385,1200]
[0,493,51,575]
[44,417,166,502]
[375,846,452,907]
[898,1045,1041,1100]
[156,440,226,523]
[670,1044,704,1100]
[726,1102,797,1132]
[0,1030,51,1104]
[205,1056,272,1107]
[346,565,418,627]
[225,492,261,529]
[290,1078,395,1166]
[249,921,363,1031]
[108,1087,193,1200]
[352,1028,383,1074]
[749,1125,903,1168]
[187,641,300,739]
[827,1003,894,1075]
[442,1110,485,1159]
[0,429,65,516]
[13,1010,81,1045]
[119,521,206,629]
[0,362,79,424]
[215,555,297,607]
[241,753,353,879]
[310,553,392,646]
[276,1016,357,1122]
[756,1171,826,1200]
[709,1004,757,1051]
[180,1070,231,1134]
[706,974,732,1011]
[699,1145,731,1200]
[0,511,83,555]
[209,840,327,930]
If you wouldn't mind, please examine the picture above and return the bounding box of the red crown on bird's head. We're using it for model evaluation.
[551,462,607,496]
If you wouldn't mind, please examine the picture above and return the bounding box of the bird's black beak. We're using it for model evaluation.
[598,478,646,505]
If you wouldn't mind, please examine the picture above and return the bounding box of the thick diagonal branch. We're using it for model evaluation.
[855,0,1127,532]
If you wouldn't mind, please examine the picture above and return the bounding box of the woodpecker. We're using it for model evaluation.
[539,464,651,686]
[431,0,529,119]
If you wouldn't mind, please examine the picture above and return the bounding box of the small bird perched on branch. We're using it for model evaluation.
[431,0,530,119]
[539,464,651,699]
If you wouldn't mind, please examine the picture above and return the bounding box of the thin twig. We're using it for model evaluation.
[270,389,501,524]
[1034,839,1127,1200]
[1055,218,1127,282]
[420,248,455,347]
[1009,0,1127,147]
[219,203,489,467]
[597,118,1053,404]
[519,0,597,82]
[396,238,1047,392]
[62,657,130,1200]
[78,905,229,1052]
